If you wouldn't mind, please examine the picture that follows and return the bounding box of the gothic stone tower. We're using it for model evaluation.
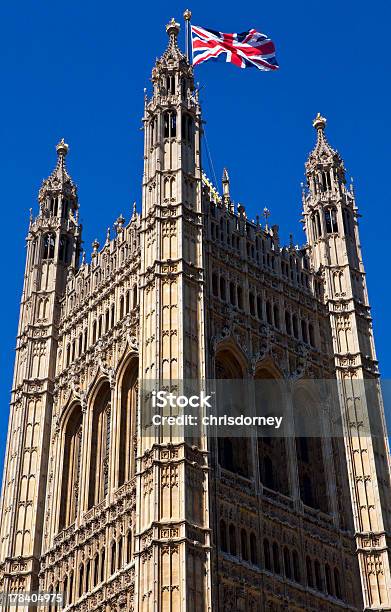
[0,141,81,594]
[0,17,390,612]
[136,17,211,612]
[303,114,391,608]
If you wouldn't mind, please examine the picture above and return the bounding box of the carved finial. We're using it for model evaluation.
[238,203,246,218]
[263,207,271,230]
[222,168,230,201]
[183,9,192,21]
[106,227,111,244]
[313,112,326,131]
[82,250,86,265]
[56,138,69,157]
[132,201,137,219]
[115,214,125,234]
[92,239,99,255]
[166,17,180,36]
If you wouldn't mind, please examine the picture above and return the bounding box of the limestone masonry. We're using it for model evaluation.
[1,18,391,612]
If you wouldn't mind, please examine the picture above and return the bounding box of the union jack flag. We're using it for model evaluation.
[191,25,279,71]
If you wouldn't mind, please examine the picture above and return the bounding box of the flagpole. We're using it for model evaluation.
[183,9,192,62]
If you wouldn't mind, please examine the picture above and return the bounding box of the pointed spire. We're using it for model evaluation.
[39,138,76,203]
[53,138,71,182]
[306,113,346,187]
[308,112,337,161]
[160,18,184,62]
[222,168,230,203]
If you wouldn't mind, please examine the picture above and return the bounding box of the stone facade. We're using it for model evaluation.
[1,18,391,612]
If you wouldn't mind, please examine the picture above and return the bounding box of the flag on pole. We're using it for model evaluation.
[191,25,279,71]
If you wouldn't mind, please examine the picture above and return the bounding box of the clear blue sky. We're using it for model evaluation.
[0,1,390,473]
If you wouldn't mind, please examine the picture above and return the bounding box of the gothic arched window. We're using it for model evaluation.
[163,111,177,138]
[266,301,272,325]
[93,554,99,587]
[150,116,157,147]
[167,73,175,94]
[325,207,338,233]
[126,530,132,563]
[294,389,329,513]
[256,369,289,496]
[66,343,71,367]
[92,320,97,345]
[212,273,218,297]
[309,323,315,347]
[59,405,83,530]
[110,303,115,328]
[118,535,123,569]
[293,550,301,583]
[272,542,280,574]
[181,113,193,143]
[237,286,243,310]
[301,319,308,343]
[85,558,91,592]
[292,314,299,339]
[219,277,226,301]
[334,567,342,599]
[59,235,69,263]
[241,529,248,561]
[306,556,313,587]
[63,575,68,607]
[273,304,280,329]
[228,524,236,556]
[315,559,323,591]
[250,533,258,565]
[62,198,69,219]
[78,564,84,598]
[263,539,271,570]
[249,292,255,316]
[216,350,251,478]
[43,233,56,259]
[325,563,333,595]
[283,546,292,579]
[220,519,227,552]
[111,540,117,574]
[100,548,106,583]
[257,295,263,319]
[69,572,73,605]
[133,284,138,307]
[88,382,111,508]
[229,282,236,306]
[118,359,138,487]
[285,310,292,335]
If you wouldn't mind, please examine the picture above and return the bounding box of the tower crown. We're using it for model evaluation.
[307,112,339,165]
[305,114,346,191]
[39,138,77,204]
